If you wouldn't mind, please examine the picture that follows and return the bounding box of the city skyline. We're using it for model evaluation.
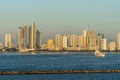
[0,22,120,52]
[0,0,120,41]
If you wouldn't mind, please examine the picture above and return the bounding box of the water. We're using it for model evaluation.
[0,52,120,80]
[1,73,120,80]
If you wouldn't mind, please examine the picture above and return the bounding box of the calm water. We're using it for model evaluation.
[0,52,120,80]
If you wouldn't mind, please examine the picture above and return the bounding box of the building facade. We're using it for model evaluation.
[108,42,116,51]
[98,33,104,50]
[5,34,11,48]
[69,35,77,48]
[82,29,87,49]
[47,39,54,50]
[55,34,62,50]
[87,31,96,50]
[36,30,42,50]
[28,22,35,50]
[101,39,107,50]
[62,35,68,48]
[77,35,83,49]
[117,33,120,51]
[18,26,27,50]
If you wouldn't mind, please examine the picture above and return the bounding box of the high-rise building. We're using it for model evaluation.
[18,27,22,49]
[55,34,62,49]
[69,35,77,48]
[62,35,68,48]
[28,22,35,50]
[87,31,96,50]
[47,39,54,50]
[98,33,104,50]
[5,34,11,48]
[82,29,87,49]
[77,35,83,49]
[24,26,27,48]
[108,42,116,51]
[117,33,120,51]
[18,26,27,50]
[36,30,42,49]
[101,39,107,50]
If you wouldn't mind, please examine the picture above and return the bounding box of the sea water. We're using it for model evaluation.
[0,52,120,80]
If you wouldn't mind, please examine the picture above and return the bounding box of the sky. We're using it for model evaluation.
[0,0,120,42]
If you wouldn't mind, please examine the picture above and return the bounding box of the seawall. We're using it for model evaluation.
[0,70,120,75]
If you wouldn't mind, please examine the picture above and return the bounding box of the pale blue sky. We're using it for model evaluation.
[0,0,120,41]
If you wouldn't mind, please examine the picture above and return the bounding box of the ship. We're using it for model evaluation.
[94,50,105,57]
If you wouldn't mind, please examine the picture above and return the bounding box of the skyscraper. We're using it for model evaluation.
[18,27,23,49]
[77,35,83,49]
[62,35,68,48]
[36,30,42,49]
[55,34,62,50]
[28,22,35,50]
[117,33,120,51]
[82,29,87,49]
[5,34,11,48]
[24,26,27,49]
[98,33,104,50]
[69,35,77,48]
[87,31,96,50]
[101,39,107,50]
[18,26,27,50]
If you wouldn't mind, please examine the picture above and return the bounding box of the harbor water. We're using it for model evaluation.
[0,52,120,80]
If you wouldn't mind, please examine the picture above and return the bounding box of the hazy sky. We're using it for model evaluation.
[0,0,120,41]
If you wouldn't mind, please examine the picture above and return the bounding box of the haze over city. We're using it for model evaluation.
[0,0,120,41]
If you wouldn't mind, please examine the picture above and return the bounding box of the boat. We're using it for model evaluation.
[19,49,29,52]
[30,52,36,55]
[94,50,105,57]
[19,49,35,52]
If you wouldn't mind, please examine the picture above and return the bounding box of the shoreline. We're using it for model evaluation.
[0,50,120,53]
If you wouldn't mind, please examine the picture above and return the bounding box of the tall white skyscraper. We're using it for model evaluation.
[5,34,11,48]
[29,22,35,50]
[62,35,68,48]
[101,39,107,50]
[117,33,120,50]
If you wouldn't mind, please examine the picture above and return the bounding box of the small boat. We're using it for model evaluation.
[30,52,36,55]
[94,50,105,57]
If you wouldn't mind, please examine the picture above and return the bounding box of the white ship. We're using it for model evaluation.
[19,49,35,52]
[30,52,36,55]
[19,49,29,52]
[94,50,105,57]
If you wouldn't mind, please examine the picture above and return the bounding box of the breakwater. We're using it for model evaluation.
[1,70,120,75]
